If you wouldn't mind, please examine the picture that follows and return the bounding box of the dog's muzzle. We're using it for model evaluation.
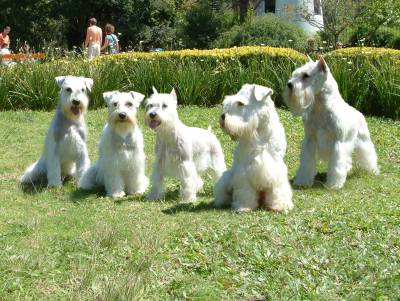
[118,112,127,121]
[70,101,82,116]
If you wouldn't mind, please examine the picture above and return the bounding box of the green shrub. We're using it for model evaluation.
[0,46,306,111]
[1,46,399,119]
[349,27,400,49]
[178,1,235,49]
[325,47,400,119]
[213,14,309,53]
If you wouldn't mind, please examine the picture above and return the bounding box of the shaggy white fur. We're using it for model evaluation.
[79,91,149,198]
[214,84,293,213]
[20,76,93,187]
[145,87,226,202]
[284,57,379,189]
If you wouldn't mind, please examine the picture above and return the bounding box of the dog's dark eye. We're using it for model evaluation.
[81,88,85,92]
[236,101,244,107]
[146,104,153,111]
[113,102,118,107]
[302,73,310,80]
[66,87,72,93]
[126,102,133,107]
[162,104,168,109]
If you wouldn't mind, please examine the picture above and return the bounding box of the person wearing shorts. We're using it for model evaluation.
[85,18,102,60]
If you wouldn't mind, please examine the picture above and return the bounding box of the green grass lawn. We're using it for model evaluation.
[0,107,399,300]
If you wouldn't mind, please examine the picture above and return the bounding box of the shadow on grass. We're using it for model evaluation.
[69,187,183,204]
[291,170,365,190]
[20,175,74,194]
[162,199,228,215]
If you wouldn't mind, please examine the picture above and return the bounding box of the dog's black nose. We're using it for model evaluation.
[221,113,225,121]
[149,112,157,119]
[287,82,293,89]
[119,112,127,119]
[72,100,80,106]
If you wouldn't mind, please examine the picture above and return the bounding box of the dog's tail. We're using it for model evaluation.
[20,159,46,185]
[78,165,98,190]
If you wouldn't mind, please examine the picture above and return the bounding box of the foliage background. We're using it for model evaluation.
[1,0,399,52]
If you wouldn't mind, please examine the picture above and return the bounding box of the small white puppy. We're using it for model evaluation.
[214,84,293,213]
[20,76,93,187]
[145,87,226,202]
[79,91,149,198]
[284,57,379,189]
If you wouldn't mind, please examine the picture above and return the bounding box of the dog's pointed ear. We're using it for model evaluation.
[318,56,328,73]
[170,88,177,104]
[55,76,67,88]
[152,86,158,94]
[84,78,94,92]
[252,84,273,102]
[103,91,118,106]
[129,91,145,108]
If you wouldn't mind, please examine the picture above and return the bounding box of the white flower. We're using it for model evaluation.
[288,39,293,42]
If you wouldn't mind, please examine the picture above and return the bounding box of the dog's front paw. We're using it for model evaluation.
[293,176,314,188]
[325,179,344,190]
[108,191,126,198]
[233,207,253,213]
[267,201,294,214]
[180,191,196,203]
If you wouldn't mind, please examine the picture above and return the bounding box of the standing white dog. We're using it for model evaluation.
[20,76,93,187]
[145,87,226,202]
[284,57,379,189]
[79,91,149,198]
[214,84,293,213]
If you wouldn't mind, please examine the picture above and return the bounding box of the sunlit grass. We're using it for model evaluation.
[0,107,399,300]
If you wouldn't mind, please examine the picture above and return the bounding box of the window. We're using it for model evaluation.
[314,0,321,15]
[265,0,276,13]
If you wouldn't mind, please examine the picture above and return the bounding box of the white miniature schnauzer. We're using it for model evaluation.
[284,57,379,189]
[145,87,226,202]
[20,76,93,187]
[214,84,294,213]
[79,91,149,198]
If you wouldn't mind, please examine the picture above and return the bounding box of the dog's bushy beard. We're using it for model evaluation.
[110,113,136,137]
[285,86,315,116]
[223,115,258,141]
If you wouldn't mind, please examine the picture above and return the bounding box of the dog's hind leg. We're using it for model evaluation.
[78,165,98,190]
[20,158,46,185]
[354,121,379,174]
[326,141,350,189]
[213,169,233,208]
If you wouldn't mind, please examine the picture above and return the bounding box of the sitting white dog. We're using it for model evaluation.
[20,76,93,187]
[284,57,379,189]
[145,87,226,202]
[79,91,149,197]
[214,84,293,213]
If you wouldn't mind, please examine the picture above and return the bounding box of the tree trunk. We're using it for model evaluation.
[239,0,250,23]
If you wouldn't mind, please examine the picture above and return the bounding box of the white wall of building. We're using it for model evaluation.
[255,0,323,35]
